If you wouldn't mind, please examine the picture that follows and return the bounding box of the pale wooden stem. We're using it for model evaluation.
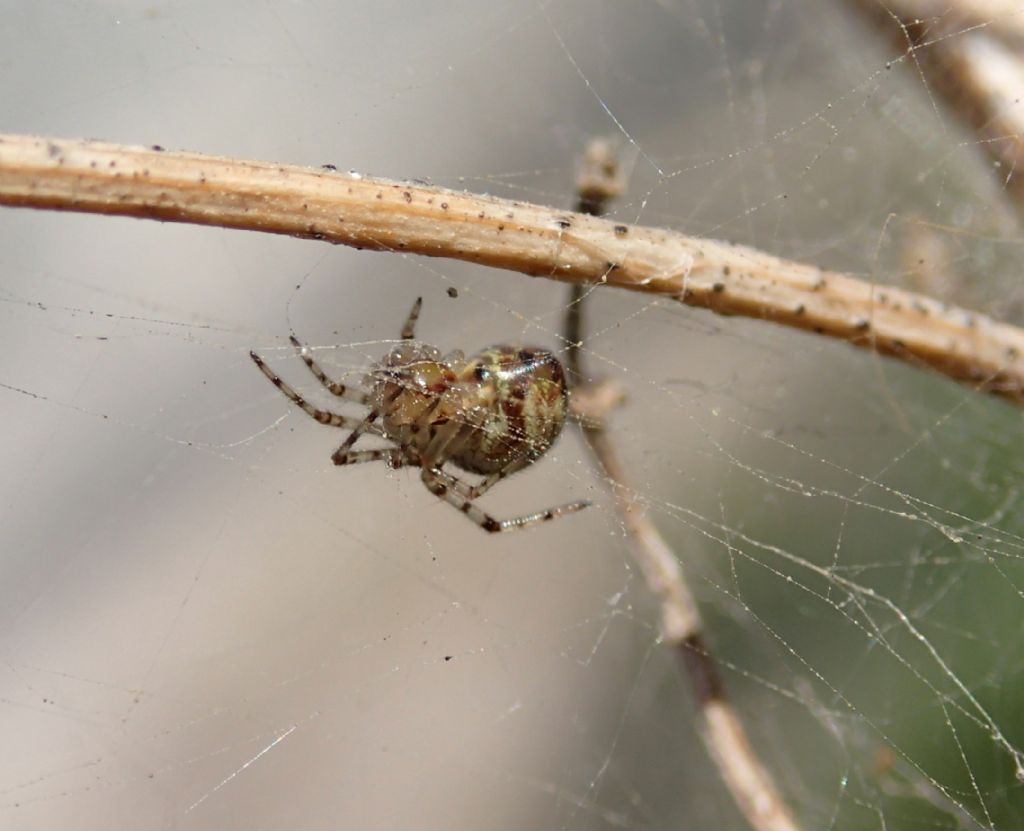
[849,0,1024,218]
[576,423,801,831]
[1,133,1023,403]
[568,139,800,831]
[853,0,1024,45]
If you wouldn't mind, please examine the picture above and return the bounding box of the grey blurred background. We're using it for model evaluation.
[1,1,1022,829]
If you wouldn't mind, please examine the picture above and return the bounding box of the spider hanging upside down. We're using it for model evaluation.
[250,298,591,532]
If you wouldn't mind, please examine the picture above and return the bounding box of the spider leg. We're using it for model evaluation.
[423,413,531,502]
[330,387,404,464]
[401,297,423,340]
[250,349,382,433]
[333,448,406,468]
[418,412,467,470]
[288,334,370,404]
[445,457,531,500]
[423,415,530,501]
[421,467,591,533]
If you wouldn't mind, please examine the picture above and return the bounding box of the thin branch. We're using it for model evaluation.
[856,0,1024,46]
[849,0,1024,219]
[1,133,1023,403]
[568,140,801,831]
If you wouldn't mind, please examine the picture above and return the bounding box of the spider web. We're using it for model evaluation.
[1,1,1023,829]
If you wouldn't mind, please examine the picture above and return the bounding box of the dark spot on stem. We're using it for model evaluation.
[677,633,724,703]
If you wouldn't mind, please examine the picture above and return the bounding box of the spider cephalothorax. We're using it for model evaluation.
[250,299,590,532]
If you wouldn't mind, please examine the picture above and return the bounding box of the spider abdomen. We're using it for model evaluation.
[447,346,569,475]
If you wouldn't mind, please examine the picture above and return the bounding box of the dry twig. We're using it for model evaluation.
[849,0,1024,217]
[567,140,801,831]
[1,134,1022,406]
[857,0,1024,45]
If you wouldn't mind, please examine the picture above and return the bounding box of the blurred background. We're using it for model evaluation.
[1,1,1022,828]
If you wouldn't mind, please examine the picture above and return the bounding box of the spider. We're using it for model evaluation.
[250,298,591,532]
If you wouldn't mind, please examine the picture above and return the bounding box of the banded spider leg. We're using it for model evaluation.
[421,421,591,533]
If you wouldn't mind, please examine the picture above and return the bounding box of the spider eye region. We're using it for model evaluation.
[385,342,441,368]
[406,360,451,394]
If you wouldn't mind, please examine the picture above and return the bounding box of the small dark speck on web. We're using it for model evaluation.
[447,287,458,298]
[321,163,337,171]
[444,655,454,662]
[151,144,165,152]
